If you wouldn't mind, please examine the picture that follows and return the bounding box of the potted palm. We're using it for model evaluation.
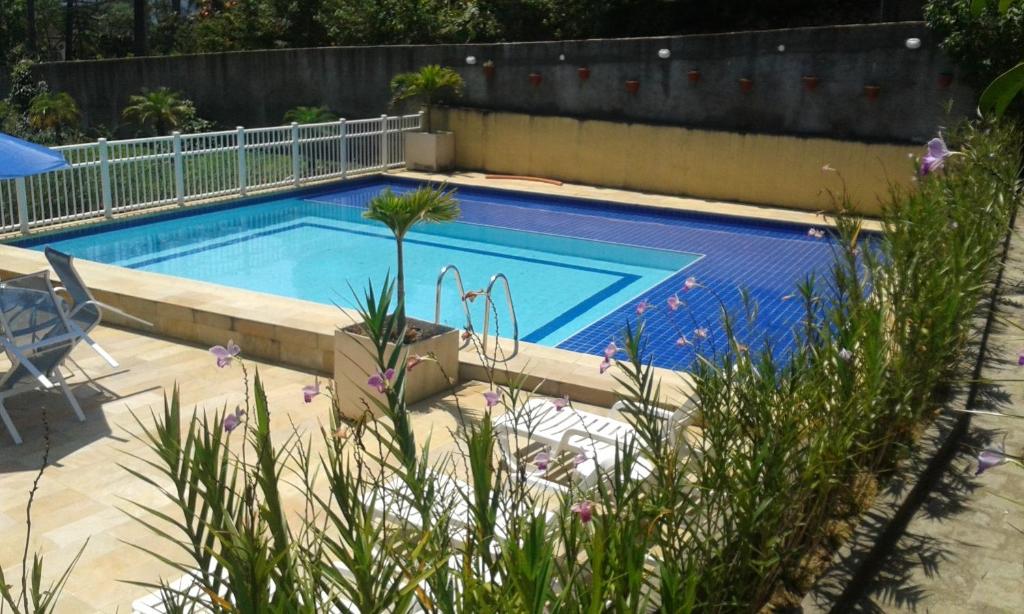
[334,186,462,420]
[390,65,464,171]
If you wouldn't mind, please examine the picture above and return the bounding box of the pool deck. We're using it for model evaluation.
[0,324,635,612]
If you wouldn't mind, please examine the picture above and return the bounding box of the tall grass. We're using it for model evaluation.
[120,120,1021,612]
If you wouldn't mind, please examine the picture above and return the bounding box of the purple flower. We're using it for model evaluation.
[667,295,681,311]
[675,336,689,347]
[976,448,1007,476]
[838,348,853,362]
[919,137,953,176]
[210,340,240,368]
[693,327,709,340]
[573,451,590,467]
[599,357,611,374]
[1017,350,1024,366]
[223,407,245,433]
[571,500,594,524]
[367,368,395,394]
[604,342,617,359]
[535,450,551,471]
[635,300,651,316]
[551,395,570,411]
[682,277,698,292]
[303,381,321,404]
[808,228,826,239]
[483,390,500,408]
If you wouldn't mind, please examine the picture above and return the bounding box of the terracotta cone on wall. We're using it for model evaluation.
[483,63,495,78]
[528,72,542,87]
[688,69,701,84]
[801,75,819,91]
[577,67,591,80]
[938,72,954,88]
[625,79,640,94]
[864,85,881,100]
[739,78,753,93]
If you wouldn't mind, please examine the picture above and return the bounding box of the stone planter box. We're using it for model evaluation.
[334,319,459,421]
[404,131,455,172]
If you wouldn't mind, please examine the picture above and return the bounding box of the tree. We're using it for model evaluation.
[926,0,1024,117]
[363,186,459,316]
[27,91,80,140]
[133,0,146,54]
[283,105,337,124]
[27,0,37,54]
[390,65,463,133]
[121,87,194,135]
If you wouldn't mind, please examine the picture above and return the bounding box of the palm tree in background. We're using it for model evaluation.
[390,65,463,133]
[27,91,80,141]
[363,186,459,317]
[122,87,192,135]
[283,106,338,124]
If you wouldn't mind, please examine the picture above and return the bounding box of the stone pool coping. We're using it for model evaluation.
[399,170,884,233]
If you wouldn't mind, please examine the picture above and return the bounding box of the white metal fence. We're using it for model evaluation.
[0,112,423,235]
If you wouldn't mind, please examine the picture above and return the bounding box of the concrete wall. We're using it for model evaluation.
[438,107,917,215]
[36,22,969,143]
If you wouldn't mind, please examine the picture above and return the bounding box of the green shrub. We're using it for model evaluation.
[283,105,338,124]
[925,0,1024,86]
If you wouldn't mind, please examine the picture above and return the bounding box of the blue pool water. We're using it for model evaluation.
[11,177,843,369]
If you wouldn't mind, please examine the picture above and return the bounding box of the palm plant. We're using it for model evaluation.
[363,186,459,317]
[27,91,79,141]
[390,65,464,133]
[121,87,194,135]
[283,105,338,124]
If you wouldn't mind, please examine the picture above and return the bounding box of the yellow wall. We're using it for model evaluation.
[437,108,918,215]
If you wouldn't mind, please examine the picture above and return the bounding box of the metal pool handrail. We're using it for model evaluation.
[435,264,475,338]
[481,273,520,358]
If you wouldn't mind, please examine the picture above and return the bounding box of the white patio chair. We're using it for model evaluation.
[45,246,152,369]
[0,276,90,444]
[369,471,543,547]
[492,396,700,490]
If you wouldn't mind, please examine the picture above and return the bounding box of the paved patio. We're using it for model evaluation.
[0,325,555,612]
[841,215,1024,613]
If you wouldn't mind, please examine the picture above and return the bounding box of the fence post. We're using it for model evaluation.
[291,122,301,186]
[419,110,425,132]
[339,118,347,179]
[237,126,247,196]
[380,114,389,171]
[172,132,185,206]
[98,138,112,218]
[15,177,29,234]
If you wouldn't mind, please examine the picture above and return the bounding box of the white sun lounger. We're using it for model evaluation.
[492,397,699,489]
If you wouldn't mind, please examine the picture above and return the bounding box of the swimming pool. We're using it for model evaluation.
[10,177,840,369]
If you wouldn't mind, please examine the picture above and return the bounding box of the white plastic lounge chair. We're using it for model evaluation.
[369,470,556,556]
[493,397,699,490]
[371,472,524,546]
[44,246,152,368]
[0,276,89,444]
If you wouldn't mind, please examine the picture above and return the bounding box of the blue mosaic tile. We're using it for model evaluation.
[311,178,850,370]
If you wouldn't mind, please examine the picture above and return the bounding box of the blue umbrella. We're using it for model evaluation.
[0,132,69,179]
